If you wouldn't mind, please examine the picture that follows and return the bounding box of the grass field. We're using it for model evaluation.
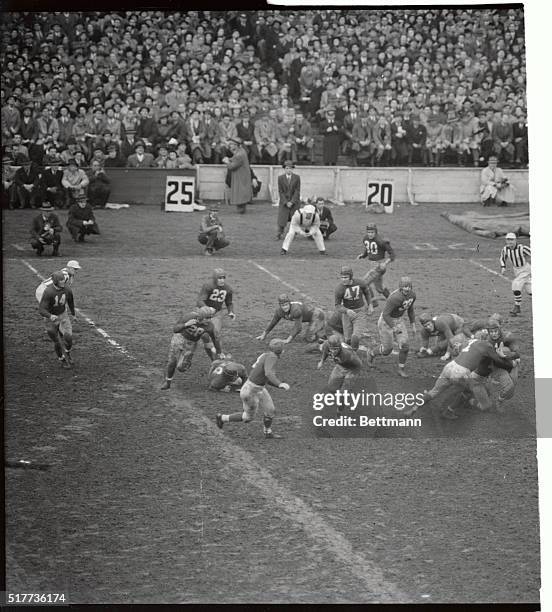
[3,200,540,604]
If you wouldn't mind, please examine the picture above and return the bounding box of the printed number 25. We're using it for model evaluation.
[167,180,193,205]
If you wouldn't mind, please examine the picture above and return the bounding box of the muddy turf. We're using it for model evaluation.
[3,201,539,603]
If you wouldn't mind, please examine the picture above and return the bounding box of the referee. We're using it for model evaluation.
[500,232,531,316]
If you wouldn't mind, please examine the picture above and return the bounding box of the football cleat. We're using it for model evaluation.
[280,249,287,255]
[59,357,71,369]
[510,304,521,316]
[161,380,171,390]
[215,414,224,429]
[397,368,409,378]
[64,351,73,366]
[441,406,459,420]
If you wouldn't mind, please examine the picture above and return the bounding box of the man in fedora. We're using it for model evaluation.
[30,202,62,256]
[126,140,155,168]
[276,159,301,239]
[222,138,253,214]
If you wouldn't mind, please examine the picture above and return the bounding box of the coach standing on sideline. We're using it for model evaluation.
[222,138,252,214]
[276,160,301,240]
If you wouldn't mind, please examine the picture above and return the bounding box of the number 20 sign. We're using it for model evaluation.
[365,179,394,213]
[164,175,196,212]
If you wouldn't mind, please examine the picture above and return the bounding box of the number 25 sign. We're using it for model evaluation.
[164,175,196,212]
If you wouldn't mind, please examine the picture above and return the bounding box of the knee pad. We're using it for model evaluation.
[177,353,192,372]
[380,344,393,356]
[398,342,409,352]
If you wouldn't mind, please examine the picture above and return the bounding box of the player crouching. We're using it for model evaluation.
[161,306,219,390]
[198,205,229,256]
[208,359,248,392]
[216,339,290,439]
[317,335,363,401]
[280,201,326,256]
[417,312,467,361]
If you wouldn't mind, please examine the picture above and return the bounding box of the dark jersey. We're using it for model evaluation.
[208,359,247,389]
[265,301,314,334]
[382,289,416,325]
[335,278,373,310]
[248,351,282,387]
[197,280,233,313]
[321,341,362,372]
[39,284,75,317]
[359,234,395,262]
[422,314,464,350]
[455,339,513,374]
[174,311,216,343]
[326,310,344,334]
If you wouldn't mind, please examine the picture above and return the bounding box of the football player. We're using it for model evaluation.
[500,232,531,315]
[208,358,248,392]
[317,335,363,397]
[368,276,416,378]
[422,334,515,417]
[417,312,467,361]
[256,293,326,344]
[216,338,290,439]
[356,223,395,297]
[280,202,326,256]
[334,265,377,353]
[196,268,235,358]
[161,306,219,390]
[36,260,81,303]
[38,270,76,368]
[479,316,521,412]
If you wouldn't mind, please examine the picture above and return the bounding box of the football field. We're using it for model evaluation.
[3,201,540,604]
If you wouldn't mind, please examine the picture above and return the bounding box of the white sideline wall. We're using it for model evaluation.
[197,165,529,204]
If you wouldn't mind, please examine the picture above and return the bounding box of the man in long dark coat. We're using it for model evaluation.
[276,160,301,239]
[223,138,253,214]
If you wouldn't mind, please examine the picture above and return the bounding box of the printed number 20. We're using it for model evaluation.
[367,182,393,206]
[167,180,193,205]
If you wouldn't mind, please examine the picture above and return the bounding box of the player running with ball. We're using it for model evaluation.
[216,338,290,439]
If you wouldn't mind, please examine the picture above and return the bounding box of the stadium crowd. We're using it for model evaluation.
[1,8,528,208]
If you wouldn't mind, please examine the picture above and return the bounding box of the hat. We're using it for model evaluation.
[229,137,242,145]
[134,141,145,149]
[39,202,54,211]
[505,232,517,240]
[66,260,81,269]
[66,157,77,166]
[282,159,295,169]
[107,143,118,151]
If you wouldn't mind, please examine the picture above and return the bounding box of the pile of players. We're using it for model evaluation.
[158,223,524,437]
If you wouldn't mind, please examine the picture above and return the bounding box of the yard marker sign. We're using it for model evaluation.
[164,171,196,212]
[365,177,395,213]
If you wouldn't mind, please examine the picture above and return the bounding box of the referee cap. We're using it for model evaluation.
[505,232,517,240]
[66,260,81,269]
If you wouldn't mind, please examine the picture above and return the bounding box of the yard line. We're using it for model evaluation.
[469,259,507,280]
[19,259,137,361]
[248,260,319,303]
[15,258,410,603]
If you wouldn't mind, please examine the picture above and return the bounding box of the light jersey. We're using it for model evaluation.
[198,280,233,313]
[248,351,281,387]
[335,278,370,310]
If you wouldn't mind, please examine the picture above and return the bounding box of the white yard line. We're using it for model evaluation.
[248,260,320,303]
[13,257,409,602]
[20,259,137,361]
[468,259,507,280]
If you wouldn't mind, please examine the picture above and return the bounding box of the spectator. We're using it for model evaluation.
[512,114,528,167]
[406,115,428,166]
[14,154,41,208]
[66,195,101,242]
[493,112,515,165]
[235,112,259,163]
[480,155,514,206]
[289,110,314,164]
[104,143,125,168]
[319,108,340,165]
[2,153,17,209]
[30,202,62,256]
[222,138,252,214]
[40,162,65,209]
[391,114,409,166]
[351,115,373,167]
[126,141,155,168]
[61,158,89,207]
[254,113,278,164]
[87,159,111,208]
[372,114,392,166]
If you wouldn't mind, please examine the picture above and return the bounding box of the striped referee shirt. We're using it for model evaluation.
[500,244,531,269]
